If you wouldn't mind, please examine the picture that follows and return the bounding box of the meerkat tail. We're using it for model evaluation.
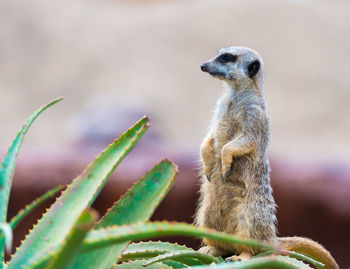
[278,237,339,269]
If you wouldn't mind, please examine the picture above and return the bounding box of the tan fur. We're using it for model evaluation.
[280,237,338,269]
[195,46,339,269]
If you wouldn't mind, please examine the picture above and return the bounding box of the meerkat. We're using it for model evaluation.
[195,46,339,269]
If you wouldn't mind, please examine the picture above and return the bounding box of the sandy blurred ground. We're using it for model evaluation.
[0,0,349,163]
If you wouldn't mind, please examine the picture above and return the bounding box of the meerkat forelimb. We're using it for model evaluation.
[195,46,339,269]
[200,135,215,181]
[221,134,258,180]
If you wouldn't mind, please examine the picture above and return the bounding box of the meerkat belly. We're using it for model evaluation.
[203,181,245,223]
[202,182,249,253]
[204,180,276,254]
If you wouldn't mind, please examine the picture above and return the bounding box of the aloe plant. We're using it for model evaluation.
[0,98,326,269]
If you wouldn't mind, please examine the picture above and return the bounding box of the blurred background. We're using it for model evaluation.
[0,0,349,267]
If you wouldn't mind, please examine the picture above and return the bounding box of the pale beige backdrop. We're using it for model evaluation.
[0,0,349,162]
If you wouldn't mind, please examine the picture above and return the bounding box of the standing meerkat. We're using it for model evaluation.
[195,46,339,269]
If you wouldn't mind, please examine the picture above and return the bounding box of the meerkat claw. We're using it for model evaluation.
[205,173,211,182]
[222,166,232,181]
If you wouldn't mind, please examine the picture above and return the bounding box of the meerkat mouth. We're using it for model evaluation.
[209,71,225,78]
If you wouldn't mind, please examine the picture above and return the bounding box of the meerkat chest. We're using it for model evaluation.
[213,99,243,150]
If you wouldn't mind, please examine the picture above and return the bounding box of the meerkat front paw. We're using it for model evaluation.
[202,159,214,182]
[221,139,248,180]
[221,148,234,180]
[200,136,215,181]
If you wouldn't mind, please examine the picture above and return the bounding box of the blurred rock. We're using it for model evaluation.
[67,95,162,148]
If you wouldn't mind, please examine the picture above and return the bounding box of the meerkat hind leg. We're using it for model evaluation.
[225,251,252,262]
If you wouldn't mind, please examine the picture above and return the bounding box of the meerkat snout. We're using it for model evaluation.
[201,63,209,72]
[200,60,227,79]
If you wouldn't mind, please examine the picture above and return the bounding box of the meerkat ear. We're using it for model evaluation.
[247,60,260,78]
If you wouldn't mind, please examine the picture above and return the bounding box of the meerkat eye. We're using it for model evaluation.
[247,60,260,78]
[217,53,237,63]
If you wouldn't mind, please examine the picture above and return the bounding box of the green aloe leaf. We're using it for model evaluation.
[10,185,64,230]
[254,250,325,269]
[189,256,313,269]
[96,160,178,228]
[0,223,12,253]
[112,259,172,269]
[288,251,325,269]
[120,241,192,261]
[0,97,63,264]
[29,210,98,269]
[44,210,98,269]
[122,242,201,268]
[83,222,274,253]
[31,241,196,269]
[143,250,220,266]
[161,260,189,268]
[28,221,269,268]
[8,116,150,269]
[67,160,178,269]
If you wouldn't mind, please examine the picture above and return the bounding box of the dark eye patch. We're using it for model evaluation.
[247,60,260,78]
[217,53,237,63]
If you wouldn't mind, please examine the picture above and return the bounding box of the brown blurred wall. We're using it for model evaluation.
[6,146,350,267]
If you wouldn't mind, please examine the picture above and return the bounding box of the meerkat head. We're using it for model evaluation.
[200,46,264,90]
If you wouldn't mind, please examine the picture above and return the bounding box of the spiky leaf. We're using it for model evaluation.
[255,250,325,269]
[189,256,313,269]
[143,250,220,266]
[112,259,172,269]
[83,222,274,253]
[23,220,274,269]
[10,185,64,230]
[8,116,150,269]
[27,221,267,268]
[67,160,178,269]
[29,210,97,269]
[120,241,192,261]
[0,97,63,264]
[0,223,12,253]
[289,251,325,269]
[161,260,188,268]
[45,210,97,269]
[122,242,201,268]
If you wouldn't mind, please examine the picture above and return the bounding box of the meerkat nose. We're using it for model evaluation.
[201,63,209,72]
